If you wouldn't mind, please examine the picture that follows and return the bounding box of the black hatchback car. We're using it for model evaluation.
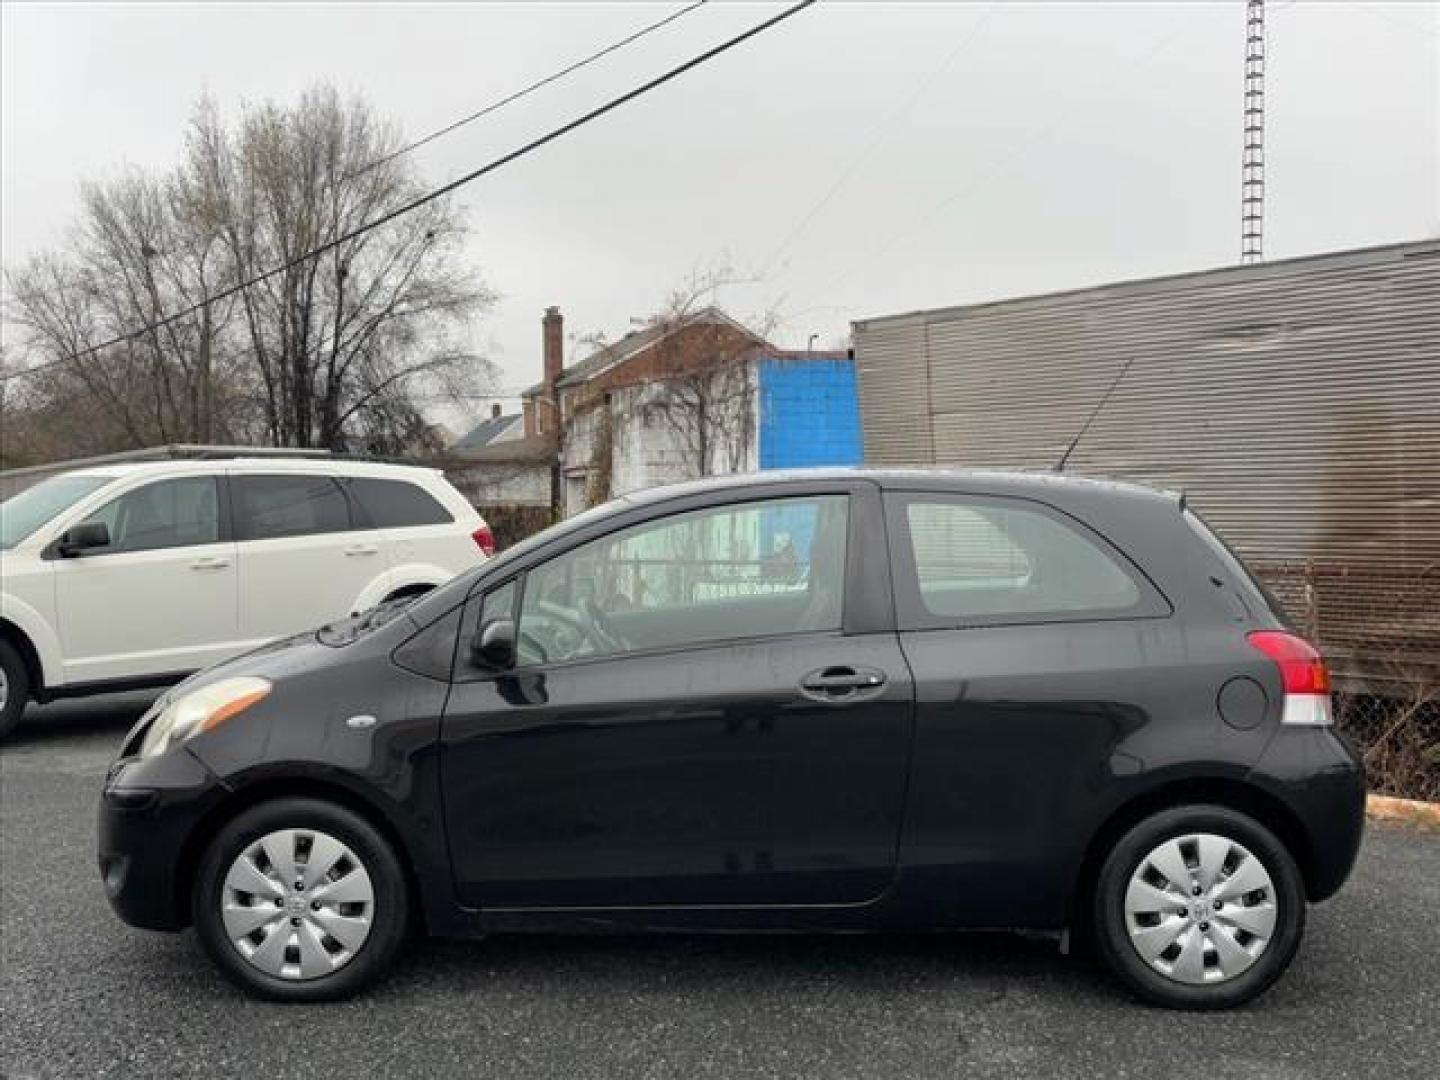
[99,470,1364,1008]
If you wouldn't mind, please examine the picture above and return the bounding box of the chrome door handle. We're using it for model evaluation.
[344,545,379,557]
[189,557,230,571]
[799,666,887,702]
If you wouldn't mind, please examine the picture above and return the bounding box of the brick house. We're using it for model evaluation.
[522,306,784,514]
[446,304,862,527]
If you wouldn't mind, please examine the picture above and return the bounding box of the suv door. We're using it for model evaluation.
[230,472,381,645]
[342,475,469,576]
[53,475,238,683]
[884,490,1174,926]
[440,483,915,909]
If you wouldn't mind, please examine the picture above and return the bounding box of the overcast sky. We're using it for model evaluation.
[3,1,1436,433]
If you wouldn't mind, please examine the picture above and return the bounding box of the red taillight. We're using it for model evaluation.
[1247,630,1331,695]
[471,523,495,557]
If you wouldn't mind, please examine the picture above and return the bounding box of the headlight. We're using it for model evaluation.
[138,676,271,758]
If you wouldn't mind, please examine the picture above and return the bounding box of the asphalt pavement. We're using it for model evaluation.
[2,694,1437,1080]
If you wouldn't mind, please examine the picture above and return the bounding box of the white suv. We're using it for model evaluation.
[0,458,491,737]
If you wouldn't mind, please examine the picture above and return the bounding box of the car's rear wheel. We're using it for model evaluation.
[0,638,31,741]
[193,798,409,1001]
[1093,804,1305,1009]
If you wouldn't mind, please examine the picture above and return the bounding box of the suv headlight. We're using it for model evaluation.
[138,676,271,758]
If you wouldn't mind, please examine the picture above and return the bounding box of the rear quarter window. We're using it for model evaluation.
[888,493,1170,629]
[347,478,455,529]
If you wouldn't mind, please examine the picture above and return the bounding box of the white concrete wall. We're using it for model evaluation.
[447,462,551,508]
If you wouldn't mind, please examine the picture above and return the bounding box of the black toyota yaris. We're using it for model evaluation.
[98,470,1364,1008]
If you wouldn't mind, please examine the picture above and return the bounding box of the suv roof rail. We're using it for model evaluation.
[0,444,425,481]
[188,445,334,460]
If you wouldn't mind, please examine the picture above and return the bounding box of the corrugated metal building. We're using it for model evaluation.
[853,239,1440,689]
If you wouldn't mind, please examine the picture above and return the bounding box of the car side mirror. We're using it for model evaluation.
[57,521,110,557]
[471,617,517,670]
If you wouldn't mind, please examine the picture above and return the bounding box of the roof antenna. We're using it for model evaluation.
[1054,357,1134,473]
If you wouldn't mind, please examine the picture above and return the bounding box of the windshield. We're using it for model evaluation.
[402,509,578,624]
[400,495,632,628]
[0,474,112,551]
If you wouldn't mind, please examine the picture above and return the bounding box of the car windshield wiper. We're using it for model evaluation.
[316,595,414,646]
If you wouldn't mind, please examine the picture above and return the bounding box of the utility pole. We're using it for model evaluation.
[1241,0,1266,264]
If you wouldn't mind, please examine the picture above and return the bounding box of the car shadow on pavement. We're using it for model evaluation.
[380,929,1120,1005]
[4,692,159,750]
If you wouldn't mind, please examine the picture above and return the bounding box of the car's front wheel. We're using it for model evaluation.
[1093,804,1305,1010]
[193,798,409,1001]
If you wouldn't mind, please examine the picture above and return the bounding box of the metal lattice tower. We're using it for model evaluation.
[1241,0,1266,264]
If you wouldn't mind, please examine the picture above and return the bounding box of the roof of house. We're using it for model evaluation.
[442,432,557,467]
[452,412,523,452]
[523,307,771,396]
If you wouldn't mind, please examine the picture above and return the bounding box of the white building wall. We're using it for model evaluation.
[447,462,551,507]
[557,362,760,517]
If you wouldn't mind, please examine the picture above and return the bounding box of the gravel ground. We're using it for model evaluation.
[3,694,1438,1080]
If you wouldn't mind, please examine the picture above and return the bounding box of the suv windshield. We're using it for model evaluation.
[0,474,112,551]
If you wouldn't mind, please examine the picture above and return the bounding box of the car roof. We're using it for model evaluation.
[61,458,445,482]
[614,467,1178,508]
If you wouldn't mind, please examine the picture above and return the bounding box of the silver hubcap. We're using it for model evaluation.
[0,665,8,711]
[222,828,375,981]
[1124,832,1278,986]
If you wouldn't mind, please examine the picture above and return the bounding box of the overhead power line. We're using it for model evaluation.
[783,5,1214,324]
[349,0,709,179]
[761,2,999,278]
[4,0,817,385]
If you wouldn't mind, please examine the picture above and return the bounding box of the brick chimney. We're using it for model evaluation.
[543,307,564,384]
[540,306,564,434]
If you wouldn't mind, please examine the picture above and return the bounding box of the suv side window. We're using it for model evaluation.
[889,493,1165,627]
[78,477,220,554]
[515,495,849,668]
[233,475,351,541]
[346,478,454,529]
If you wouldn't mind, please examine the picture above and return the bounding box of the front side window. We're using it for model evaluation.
[234,475,351,541]
[0,474,113,550]
[894,494,1157,626]
[78,477,220,554]
[516,494,849,667]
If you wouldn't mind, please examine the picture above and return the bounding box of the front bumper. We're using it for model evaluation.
[97,748,224,931]
[1248,725,1367,903]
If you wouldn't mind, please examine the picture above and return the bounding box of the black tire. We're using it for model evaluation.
[1093,804,1305,1010]
[193,798,410,1002]
[0,638,31,741]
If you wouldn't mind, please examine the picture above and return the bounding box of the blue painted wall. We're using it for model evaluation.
[757,357,863,470]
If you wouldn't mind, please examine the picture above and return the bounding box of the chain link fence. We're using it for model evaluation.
[1333,694,1440,802]
[1256,559,1439,801]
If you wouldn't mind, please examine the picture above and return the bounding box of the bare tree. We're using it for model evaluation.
[639,268,774,480]
[5,84,496,459]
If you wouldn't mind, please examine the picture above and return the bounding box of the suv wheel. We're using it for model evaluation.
[193,798,409,1001]
[0,638,31,740]
[1094,804,1305,1009]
